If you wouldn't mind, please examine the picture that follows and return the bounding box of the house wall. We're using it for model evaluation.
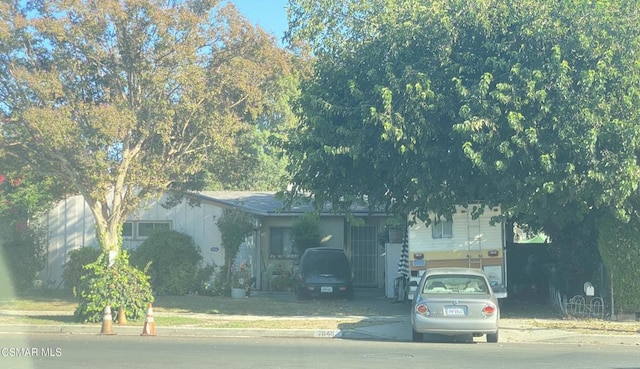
[40,193,388,292]
[258,216,388,290]
[122,197,225,267]
[40,195,227,287]
[257,215,348,291]
[40,196,98,284]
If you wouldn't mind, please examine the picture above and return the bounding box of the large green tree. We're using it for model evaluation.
[289,0,640,218]
[286,0,640,218]
[285,0,640,305]
[205,73,304,191]
[0,0,295,252]
[285,0,507,219]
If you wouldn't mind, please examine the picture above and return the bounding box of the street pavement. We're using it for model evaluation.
[1,289,639,345]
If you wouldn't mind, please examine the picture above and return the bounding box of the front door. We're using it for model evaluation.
[350,225,379,287]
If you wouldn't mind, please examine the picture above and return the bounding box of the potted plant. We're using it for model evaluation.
[230,262,252,298]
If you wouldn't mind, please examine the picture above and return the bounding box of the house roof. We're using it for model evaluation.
[193,191,388,217]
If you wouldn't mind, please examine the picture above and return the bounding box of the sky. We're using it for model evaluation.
[226,0,290,44]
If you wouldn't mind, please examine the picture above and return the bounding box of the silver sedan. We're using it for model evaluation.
[411,267,500,343]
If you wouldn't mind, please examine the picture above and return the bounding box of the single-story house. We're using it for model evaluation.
[40,191,391,291]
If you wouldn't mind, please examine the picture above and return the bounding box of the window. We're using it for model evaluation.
[432,219,453,239]
[122,221,171,240]
[137,221,170,238]
[122,222,133,238]
[423,274,489,294]
[270,227,293,258]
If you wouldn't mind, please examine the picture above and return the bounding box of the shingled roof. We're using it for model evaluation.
[193,191,387,217]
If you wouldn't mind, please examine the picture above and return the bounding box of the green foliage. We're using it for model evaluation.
[74,251,153,323]
[205,74,304,191]
[130,229,203,296]
[62,247,101,292]
[546,214,602,295]
[216,208,255,265]
[271,274,295,292]
[285,0,640,224]
[0,171,66,291]
[212,264,232,296]
[597,214,640,314]
[286,1,640,306]
[215,209,255,294]
[0,221,47,291]
[195,263,216,296]
[1,0,297,253]
[291,212,322,253]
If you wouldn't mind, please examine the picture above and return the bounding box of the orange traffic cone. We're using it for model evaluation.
[117,306,127,325]
[100,305,115,335]
[140,302,156,336]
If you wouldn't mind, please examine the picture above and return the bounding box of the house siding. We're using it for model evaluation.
[41,195,227,287]
[40,192,389,291]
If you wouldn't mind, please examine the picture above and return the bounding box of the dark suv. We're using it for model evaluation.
[294,247,354,300]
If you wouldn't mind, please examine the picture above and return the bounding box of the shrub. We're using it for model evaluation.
[271,274,294,292]
[211,264,232,296]
[130,229,203,295]
[291,212,321,253]
[74,251,153,323]
[0,220,47,291]
[195,263,216,296]
[63,247,100,291]
[598,216,640,314]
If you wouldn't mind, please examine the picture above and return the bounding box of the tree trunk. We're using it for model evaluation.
[86,198,123,254]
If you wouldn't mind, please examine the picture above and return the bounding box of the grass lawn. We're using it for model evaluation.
[0,289,77,311]
[3,289,638,333]
[153,293,388,317]
[0,289,396,330]
[0,290,388,317]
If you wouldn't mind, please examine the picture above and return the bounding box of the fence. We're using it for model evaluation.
[550,285,606,320]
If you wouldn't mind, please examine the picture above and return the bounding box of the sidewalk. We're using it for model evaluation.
[1,289,639,345]
[345,318,640,345]
[1,310,639,345]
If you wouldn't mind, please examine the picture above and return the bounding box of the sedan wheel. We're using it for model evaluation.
[486,331,499,343]
[412,329,424,342]
[295,287,307,300]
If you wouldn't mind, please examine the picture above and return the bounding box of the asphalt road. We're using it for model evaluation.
[1,333,639,369]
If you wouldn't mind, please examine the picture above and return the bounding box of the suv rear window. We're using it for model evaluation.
[302,250,351,278]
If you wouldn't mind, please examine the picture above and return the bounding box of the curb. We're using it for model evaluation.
[2,322,639,346]
[0,324,350,339]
